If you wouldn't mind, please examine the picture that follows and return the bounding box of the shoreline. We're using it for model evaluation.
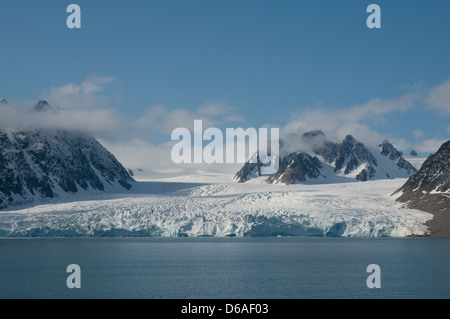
[397,193,450,238]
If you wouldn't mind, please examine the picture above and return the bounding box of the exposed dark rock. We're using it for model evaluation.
[394,140,450,237]
[235,131,417,185]
[396,141,450,194]
[235,154,263,182]
[380,139,402,161]
[33,100,53,112]
[0,101,134,209]
[379,140,416,174]
[266,152,323,185]
[356,165,376,181]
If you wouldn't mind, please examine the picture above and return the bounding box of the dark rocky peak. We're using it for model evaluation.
[234,154,264,183]
[33,100,53,112]
[356,166,376,181]
[409,150,418,157]
[334,135,358,164]
[352,141,376,163]
[379,139,415,174]
[435,140,449,156]
[415,140,450,192]
[266,152,323,185]
[335,135,377,172]
[397,157,416,175]
[396,140,450,194]
[380,139,402,161]
[0,98,8,104]
[343,135,357,147]
[302,130,326,139]
[0,128,134,209]
[394,140,450,236]
[235,131,418,184]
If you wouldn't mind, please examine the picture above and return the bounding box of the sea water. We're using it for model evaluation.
[0,237,449,299]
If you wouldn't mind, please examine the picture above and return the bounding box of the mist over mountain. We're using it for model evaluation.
[33,100,54,112]
[235,130,417,184]
[0,100,134,209]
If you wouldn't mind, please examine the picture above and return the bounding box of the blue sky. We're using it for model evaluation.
[1,1,450,174]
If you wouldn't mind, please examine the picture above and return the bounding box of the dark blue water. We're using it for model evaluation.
[0,237,449,299]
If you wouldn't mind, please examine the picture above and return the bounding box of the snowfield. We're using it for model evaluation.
[0,177,433,237]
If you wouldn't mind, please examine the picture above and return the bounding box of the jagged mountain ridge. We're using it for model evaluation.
[0,100,134,209]
[394,140,450,237]
[33,100,53,112]
[235,130,417,184]
[395,140,450,194]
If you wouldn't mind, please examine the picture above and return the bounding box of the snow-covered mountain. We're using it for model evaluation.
[235,130,417,184]
[395,140,450,195]
[394,140,450,236]
[0,100,436,237]
[0,100,134,209]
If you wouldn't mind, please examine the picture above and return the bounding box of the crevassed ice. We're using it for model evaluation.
[0,179,432,237]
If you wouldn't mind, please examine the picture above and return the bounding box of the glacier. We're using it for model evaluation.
[0,178,432,237]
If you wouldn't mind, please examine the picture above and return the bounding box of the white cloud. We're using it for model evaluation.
[414,138,448,154]
[99,138,242,180]
[345,92,420,121]
[0,74,124,136]
[280,97,418,149]
[1,76,248,180]
[136,101,245,136]
[83,79,450,178]
[412,130,424,140]
[276,91,432,156]
[42,74,116,109]
[426,80,450,113]
[0,100,123,137]
[4,76,450,179]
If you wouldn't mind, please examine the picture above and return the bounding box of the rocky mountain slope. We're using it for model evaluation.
[394,140,450,237]
[235,130,417,184]
[0,100,134,209]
